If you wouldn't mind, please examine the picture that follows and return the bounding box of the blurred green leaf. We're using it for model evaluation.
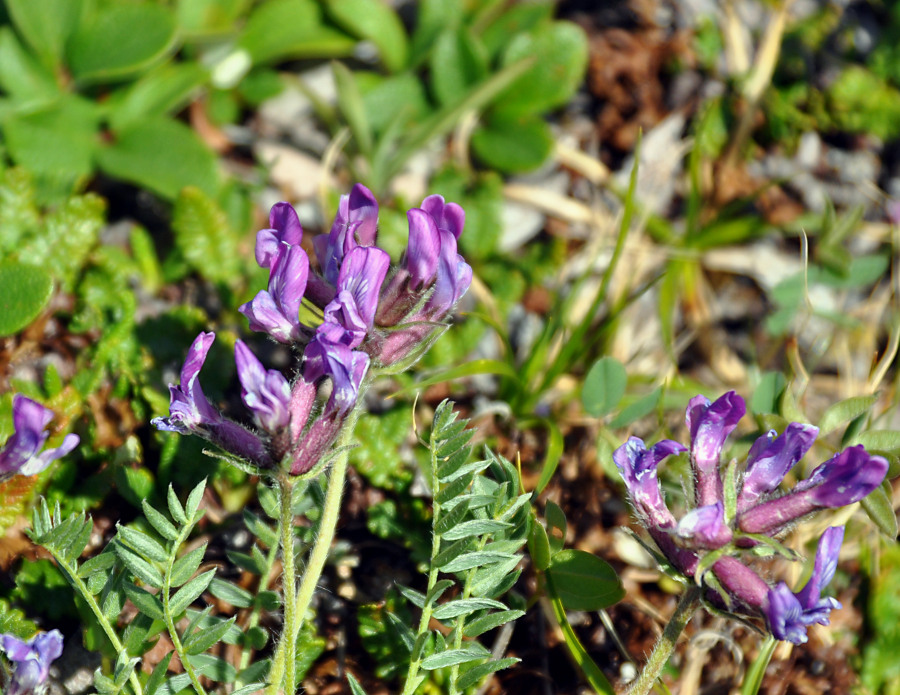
[357,72,429,135]
[471,112,553,172]
[547,549,624,612]
[13,559,76,620]
[609,386,662,429]
[238,0,355,65]
[176,0,250,38]
[171,187,241,283]
[479,2,553,59]
[582,357,627,417]
[861,480,898,538]
[862,542,900,692]
[4,96,98,178]
[5,0,83,70]
[749,372,787,416]
[68,3,178,84]
[408,0,465,67]
[817,395,877,436]
[430,27,488,107]
[0,261,53,336]
[333,61,373,155]
[109,62,208,130]
[494,21,588,119]
[0,28,61,103]
[115,467,155,510]
[97,117,218,200]
[827,66,900,140]
[741,635,777,695]
[325,0,408,72]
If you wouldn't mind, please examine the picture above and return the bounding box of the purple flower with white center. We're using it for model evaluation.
[737,423,819,513]
[0,396,79,480]
[676,501,733,549]
[739,445,888,535]
[235,340,291,434]
[152,333,271,465]
[613,437,701,575]
[322,246,390,348]
[303,334,369,418]
[686,391,745,507]
[0,630,63,695]
[314,183,379,286]
[765,526,844,644]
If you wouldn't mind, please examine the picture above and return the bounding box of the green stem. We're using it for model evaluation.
[283,474,299,695]
[53,555,144,695]
[290,401,365,637]
[266,394,367,695]
[264,474,300,695]
[448,542,482,695]
[626,586,702,695]
[163,523,208,695]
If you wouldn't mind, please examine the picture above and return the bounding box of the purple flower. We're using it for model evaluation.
[739,446,888,535]
[421,194,465,240]
[152,333,271,465]
[613,437,700,575]
[405,207,442,291]
[373,197,471,367]
[613,437,684,530]
[0,630,64,695]
[303,334,369,418]
[676,501,732,549]
[765,527,844,644]
[152,332,221,435]
[0,396,79,480]
[240,241,310,344]
[322,246,390,348]
[711,555,771,613]
[255,202,303,266]
[737,423,819,513]
[235,340,291,434]
[284,335,369,475]
[686,392,745,507]
[314,183,379,286]
[613,391,891,644]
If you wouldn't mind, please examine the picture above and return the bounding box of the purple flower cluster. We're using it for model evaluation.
[614,391,888,644]
[153,185,471,476]
[0,396,79,483]
[0,630,64,695]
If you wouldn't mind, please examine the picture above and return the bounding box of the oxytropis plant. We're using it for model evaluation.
[614,391,888,694]
[2,184,471,695]
[151,184,471,694]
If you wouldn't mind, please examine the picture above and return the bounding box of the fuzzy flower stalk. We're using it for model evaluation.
[152,184,471,695]
[614,392,887,694]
